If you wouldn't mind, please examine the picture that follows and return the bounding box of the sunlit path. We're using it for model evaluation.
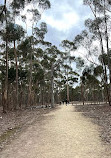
[1,105,110,158]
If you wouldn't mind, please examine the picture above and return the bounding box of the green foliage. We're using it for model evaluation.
[85,18,104,35]
[8,67,28,83]
[36,48,44,57]
[61,40,76,52]
[8,67,16,83]
[8,48,15,60]
[5,23,24,42]
[76,57,85,69]
[11,0,25,11]
[81,65,101,88]
[94,65,103,76]
[34,22,47,41]
[18,38,31,58]
[18,69,28,81]
[39,0,51,9]
[99,53,111,66]
[33,68,44,84]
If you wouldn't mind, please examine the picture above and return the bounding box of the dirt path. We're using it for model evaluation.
[0,105,111,158]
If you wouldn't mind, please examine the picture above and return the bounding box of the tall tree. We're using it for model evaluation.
[26,1,50,106]
[84,0,111,105]
[61,40,76,102]
[6,23,24,109]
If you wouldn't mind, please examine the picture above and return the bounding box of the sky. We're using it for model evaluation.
[0,0,92,48]
[0,0,93,69]
[39,0,92,48]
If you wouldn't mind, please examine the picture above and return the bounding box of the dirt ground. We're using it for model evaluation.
[0,106,52,151]
[0,104,111,158]
[74,103,111,144]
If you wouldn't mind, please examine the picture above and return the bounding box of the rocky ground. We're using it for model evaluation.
[74,103,111,144]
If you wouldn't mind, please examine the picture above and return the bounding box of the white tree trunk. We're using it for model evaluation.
[51,63,54,108]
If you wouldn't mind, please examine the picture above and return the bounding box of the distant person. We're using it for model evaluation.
[65,99,68,106]
[62,100,64,104]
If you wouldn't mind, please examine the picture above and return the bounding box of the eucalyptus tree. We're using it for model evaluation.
[17,37,44,107]
[43,45,63,108]
[17,23,50,107]
[17,37,32,106]
[85,18,105,65]
[0,0,51,112]
[0,3,10,113]
[0,15,25,110]
[80,65,101,104]
[40,48,62,105]
[33,61,45,105]
[25,1,50,106]
[74,57,85,104]
[98,53,111,102]
[61,40,76,102]
[27,23,49,106]
[85,18,109,87]
[74,30,99,65]
[0,0,27,112]
[5,23,24,109]
[84,0,111,105]
[0,0,29,112]
[94,65,105,101]
[75,55,101,104]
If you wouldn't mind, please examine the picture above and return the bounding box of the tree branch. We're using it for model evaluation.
[0,5,5,17]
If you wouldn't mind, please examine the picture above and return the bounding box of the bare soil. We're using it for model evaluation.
[0,106,53,151]
[0,104,111,158]
[74,103,111,144]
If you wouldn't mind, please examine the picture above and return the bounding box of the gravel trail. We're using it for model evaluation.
[0,105,111,158]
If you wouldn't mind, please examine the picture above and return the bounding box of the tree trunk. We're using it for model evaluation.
[94,4,109,104]
[14,40,18,109]
[51,63,54,108]
[67,83,69,103]
[41,85,44,105]
[2,82,7,113]
[81,83,84,105]
[28,37,33,106]
[3,0,8,113]
[19,83,23,109]
[104,66,109,103]
[66,69,69,103]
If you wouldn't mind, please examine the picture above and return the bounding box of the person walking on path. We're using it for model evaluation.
[62,100,64,104]
[65,99,68,106]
